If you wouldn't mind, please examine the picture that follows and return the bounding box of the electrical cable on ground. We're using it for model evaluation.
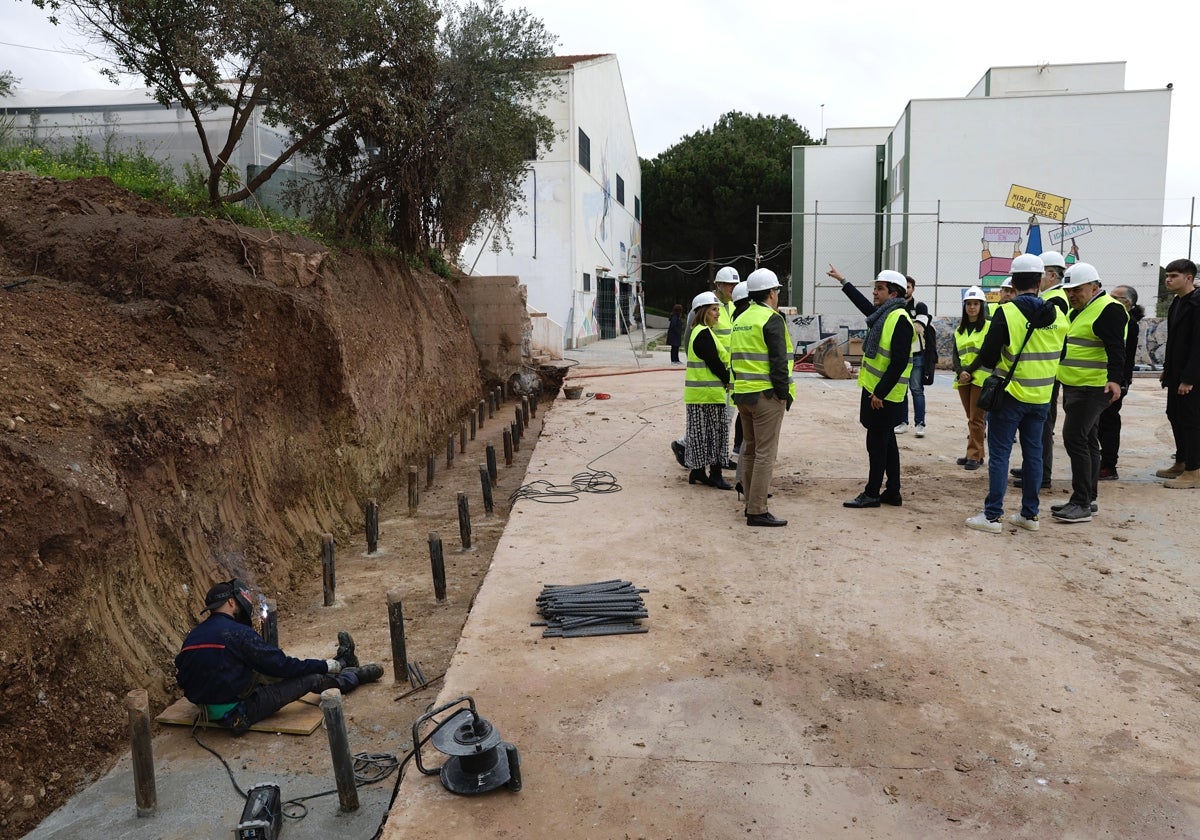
[189,715,401,823]
[506,396,679,505]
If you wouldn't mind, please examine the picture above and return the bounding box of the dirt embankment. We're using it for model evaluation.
[0,172,482,837]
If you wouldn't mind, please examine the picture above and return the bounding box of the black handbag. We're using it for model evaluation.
[976,322,1035,411]
[976,373,1008,410]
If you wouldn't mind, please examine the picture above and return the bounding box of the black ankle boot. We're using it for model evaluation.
[688,468,712,486]
[708,465,733,490]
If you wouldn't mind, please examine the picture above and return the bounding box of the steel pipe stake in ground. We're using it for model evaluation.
[125,689,156,818]
[530,394,538,418]
[261,599,278,648]
[495,385,503,407]
[319,689,360,812]
[487,394,494,419]
[511,420,521,452]
[503,428,513,465]
[521,396,529,426]
[486,443,498,484]
[514,405,524,437]
[478,399,487,426]
[427,454,435,489]
[447,434,454,468]
[321,533,335,606]
[386,590,408,684]
[457,492,472,549]
[365,499,379,554]
[408,466,419,516]
[469,412,476,441]
[428,531,447,601]
[479,463,494,514]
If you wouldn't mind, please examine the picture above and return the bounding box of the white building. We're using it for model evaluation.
[458,54,642,349]
[791,62,1172,316]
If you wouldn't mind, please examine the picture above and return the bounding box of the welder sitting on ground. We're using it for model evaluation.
[175,579,382,735]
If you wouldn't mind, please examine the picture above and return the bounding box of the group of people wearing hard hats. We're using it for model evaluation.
[674,251,1200,533]
[674,265,794,527]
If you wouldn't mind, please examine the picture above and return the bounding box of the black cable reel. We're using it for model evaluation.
[412,696,522,795]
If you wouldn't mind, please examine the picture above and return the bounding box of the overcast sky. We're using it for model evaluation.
[4,0,1197,226]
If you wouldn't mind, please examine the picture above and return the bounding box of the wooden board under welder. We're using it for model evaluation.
[156,695,323,735]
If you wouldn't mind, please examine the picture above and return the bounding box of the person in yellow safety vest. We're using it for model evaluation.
[826,265,913,509]
[712,265,740,352]
[1050,263,1128,524]
[683,291,734,490]
[669,265,740,469]
[730,269,793,527]
[959,253,1069,533]
[952,286,991,471]
[1013,250,1072,491]
[713,266,740,470]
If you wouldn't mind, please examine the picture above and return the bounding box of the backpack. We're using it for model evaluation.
[922,322,937,386]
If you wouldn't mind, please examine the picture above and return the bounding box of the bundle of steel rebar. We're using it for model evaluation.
[533,579,649,638]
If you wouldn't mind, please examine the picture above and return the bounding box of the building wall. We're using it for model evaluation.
[973,62,1126,98]
[458,55,641,350]
[792,144,882,313]
[902,89,1171,315]
[793,64,1172,318]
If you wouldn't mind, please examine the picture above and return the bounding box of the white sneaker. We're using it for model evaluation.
[895,423,909,435]
[1007,512,1039,531]
[914,424,926,438]
[965,513,1002,533]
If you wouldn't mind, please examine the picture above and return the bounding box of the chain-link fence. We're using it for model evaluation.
[790,209,1195,318]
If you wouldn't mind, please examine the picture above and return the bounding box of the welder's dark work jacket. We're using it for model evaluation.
[175,613,330,705]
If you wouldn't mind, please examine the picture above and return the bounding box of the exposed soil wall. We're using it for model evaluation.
[0,172,480,836]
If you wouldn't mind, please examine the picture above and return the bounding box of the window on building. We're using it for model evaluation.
[634,196,641,221]
[578,128,591,172]
[522,130,538,161]
[583,272,591,292]
[616,174,625,205]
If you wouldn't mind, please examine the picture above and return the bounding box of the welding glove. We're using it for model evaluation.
[325,658,343,675]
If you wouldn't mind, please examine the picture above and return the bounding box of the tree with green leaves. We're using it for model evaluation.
[32,0,439,206]
[0,71,17,98]
[641,111,815,310]
[311,0,558,254]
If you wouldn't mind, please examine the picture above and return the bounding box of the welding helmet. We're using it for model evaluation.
[203,578,255,626]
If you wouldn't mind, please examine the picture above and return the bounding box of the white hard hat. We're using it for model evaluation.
[1000,276,1014,289]
[731,281,749,302]
[1062,262,1101,288]
[1039,250,1066,269]
[875,269,907,291]
[746,268,781,292]
[1010,253,1045,274]
[691,291,719,311]
[714,266,740,285]
[964,286,987,302]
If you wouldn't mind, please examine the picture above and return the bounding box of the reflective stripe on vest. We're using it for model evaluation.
[993,301,1068,403]
[1057,293,1127,387]
[954,324,992,389]
[712,300,734,351]
[684,324,730,404]
[857,308,913,402]
[730,302,795,397]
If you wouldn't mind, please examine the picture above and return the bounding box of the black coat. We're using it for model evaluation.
[1162,289,1200,388]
